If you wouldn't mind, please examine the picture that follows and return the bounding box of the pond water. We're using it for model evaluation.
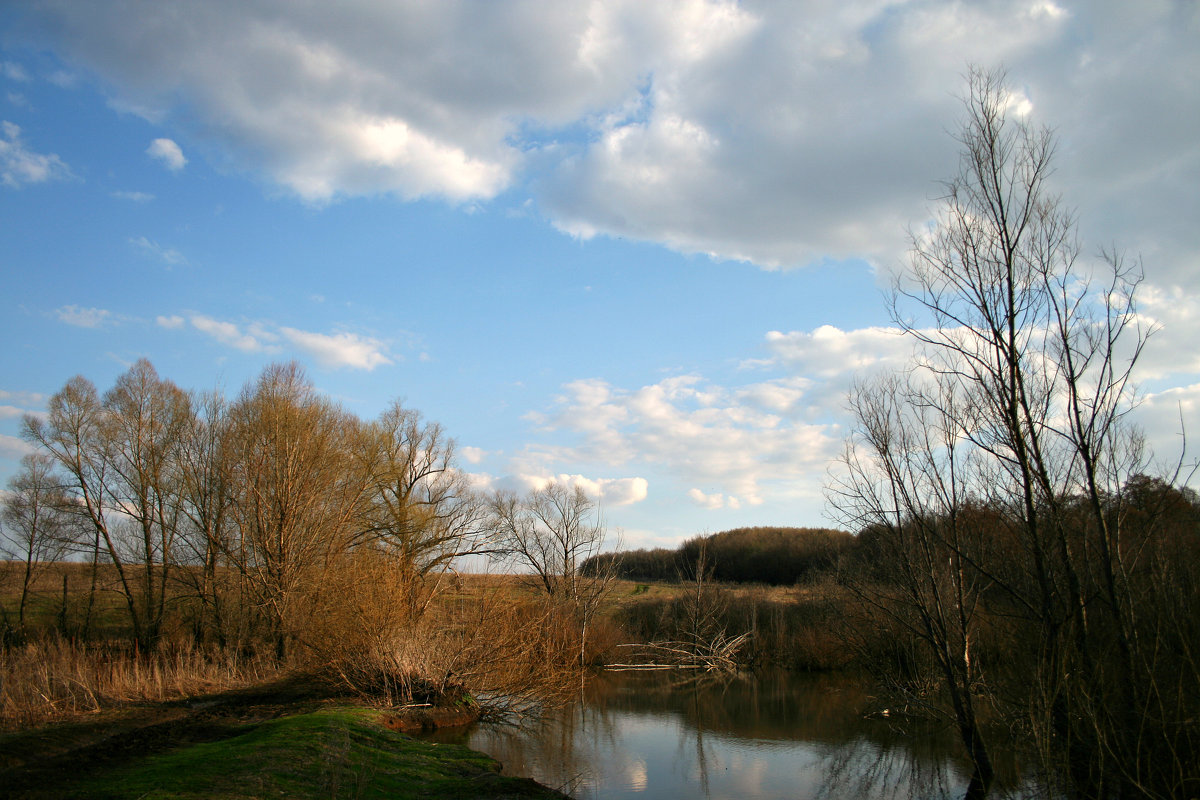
[429,669,1035,800]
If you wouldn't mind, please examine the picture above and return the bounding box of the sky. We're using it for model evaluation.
[1,1,1197,551]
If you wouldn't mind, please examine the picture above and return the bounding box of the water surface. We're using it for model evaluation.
[431,670,1031,799]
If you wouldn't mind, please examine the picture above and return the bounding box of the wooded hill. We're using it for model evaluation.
[584,526,853,585]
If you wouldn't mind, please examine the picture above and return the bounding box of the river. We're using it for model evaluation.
[428,669,1035,800]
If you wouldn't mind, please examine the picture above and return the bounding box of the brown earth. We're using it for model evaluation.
[380,704,480,733]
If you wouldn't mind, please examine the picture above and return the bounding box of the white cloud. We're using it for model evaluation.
[596,476,649,507]
[514,271,1200,516]
[278,328,392,371]
[1134,383,1200,461]
[1,121,71,187]
[0,434,35,458]
[0,389,47,407]
[484,471,649,508]
[175,313,392,371]
[15,2,1198,281]
[3,62,30,82]
[533,373,840,507]
[47,70,77,88]
[146,137,186,171]
[130,236,187,266]
[762,325,914,380]
[112,190,154,202]
[190,315,271,353]
[55,304,112,328]
[0,405,24,420]
[1129,285,1200,383]
[688,487,743,510]
[459,446,487,465]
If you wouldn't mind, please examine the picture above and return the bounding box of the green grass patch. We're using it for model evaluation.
[50,707,563,800]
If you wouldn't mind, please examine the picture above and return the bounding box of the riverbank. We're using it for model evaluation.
[0,673,568,800]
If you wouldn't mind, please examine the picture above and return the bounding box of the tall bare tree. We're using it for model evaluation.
[24,375,138,645]
[830,67,1192,798]
[1,453,77,632]
[23,360,193,649]
[354,401,491,614]
[833,375,998,798]
[175,388,239,645]
[491,483,617,668]
[100,359,192,649]
[224,362,365,660]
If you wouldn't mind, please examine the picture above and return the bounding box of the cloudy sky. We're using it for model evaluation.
[1,1,1197,549]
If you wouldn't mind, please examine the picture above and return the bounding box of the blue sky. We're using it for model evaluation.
[2,1,1198,549]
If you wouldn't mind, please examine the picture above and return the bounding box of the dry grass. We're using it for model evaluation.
[297,557,595,716]
[0,637,280,727]
[1,562,855,733]
[610,578,856,671]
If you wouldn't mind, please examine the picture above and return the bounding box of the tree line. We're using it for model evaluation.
[2,361,615,688]
[584,526,853,585]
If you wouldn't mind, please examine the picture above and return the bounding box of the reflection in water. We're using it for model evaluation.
[427,670,1034,800]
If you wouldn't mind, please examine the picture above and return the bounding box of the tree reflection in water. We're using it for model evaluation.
[427,670,1036,800]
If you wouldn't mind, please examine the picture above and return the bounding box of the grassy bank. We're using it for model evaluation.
[0,565,859,799]
[1,679,567,800]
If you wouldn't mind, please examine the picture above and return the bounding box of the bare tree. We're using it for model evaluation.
[831,376,997,798]
[175,388,240,646]
[354,401,491,615]
[491,483,617,667]
[223,362,365,661]
[100,359,192,648]
[22,360,193,650]
[23,375,139,646]
[1,453,78,633]
[829,67,1192,798]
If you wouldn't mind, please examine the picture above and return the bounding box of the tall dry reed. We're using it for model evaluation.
[0,637,279,727]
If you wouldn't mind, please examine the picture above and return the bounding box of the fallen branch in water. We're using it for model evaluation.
[613,631,751,674]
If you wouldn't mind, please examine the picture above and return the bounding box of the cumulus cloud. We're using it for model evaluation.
[46,70,77,88]
[525,280,1200,513]
[1133,383,1200,469]
[0,389,47,407]
[278,328,392,371]
[762,325,915,380]
[174,313,393,371]
[1128,285,1200,383]
[528,473,649,507]
[146,137,186,170]
[1,121,71,187]
[688,487,744,510]
[14,2,1196,277]
[459,446,487,465]
[532,373,840,507]
[55,304,112,328]
[479,471,650,507]
[190,315,274,353]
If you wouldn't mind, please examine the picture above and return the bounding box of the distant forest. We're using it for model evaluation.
[583,526,854,585]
